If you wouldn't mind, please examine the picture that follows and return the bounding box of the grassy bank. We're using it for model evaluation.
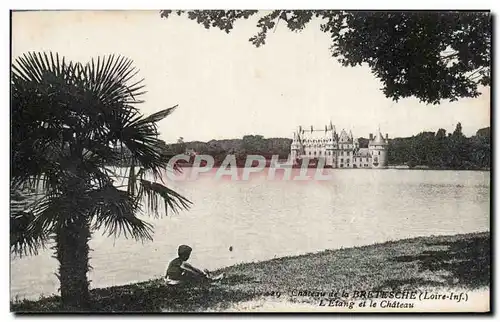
[11,232,490,312]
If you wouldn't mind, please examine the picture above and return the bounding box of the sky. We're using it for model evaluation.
[12,10,491,143]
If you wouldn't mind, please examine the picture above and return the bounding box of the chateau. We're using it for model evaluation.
[290,122,389,169]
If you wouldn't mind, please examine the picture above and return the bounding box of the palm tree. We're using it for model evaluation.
[11,52,191,310]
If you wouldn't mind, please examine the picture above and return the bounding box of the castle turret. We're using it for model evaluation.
[324,123,337,167]
[290,129,302,162]
[368,130,388,168]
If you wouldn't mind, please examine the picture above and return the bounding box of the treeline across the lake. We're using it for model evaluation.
[170,135,292,166]
[111,124,490,170]
[387,124,490,170]
[110,135,292,167]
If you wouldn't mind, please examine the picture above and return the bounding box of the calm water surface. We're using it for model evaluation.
[11,169,490,299]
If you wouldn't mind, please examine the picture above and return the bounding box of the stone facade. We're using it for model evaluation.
[290,123,389,168]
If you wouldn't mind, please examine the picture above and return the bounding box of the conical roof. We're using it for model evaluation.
[338,129,351,142]
[370,131,387,146]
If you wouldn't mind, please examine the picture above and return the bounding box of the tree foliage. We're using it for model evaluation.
[169,135,292,166]
[388,124,490,169]
[160,10,491,104]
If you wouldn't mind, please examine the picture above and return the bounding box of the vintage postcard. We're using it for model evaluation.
[10,10,491,313]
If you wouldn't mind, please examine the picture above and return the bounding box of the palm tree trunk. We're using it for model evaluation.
[55,215,91,311]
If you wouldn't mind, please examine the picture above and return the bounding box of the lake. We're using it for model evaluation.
[10,169,490,300]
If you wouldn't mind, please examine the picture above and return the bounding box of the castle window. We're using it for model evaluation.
[309,151,311,155]
[378,151,380,155]
[314,151,317,156]
[319,151,322,156]
[340,158,343,163]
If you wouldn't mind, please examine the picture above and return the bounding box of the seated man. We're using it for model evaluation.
[165,244,223,286]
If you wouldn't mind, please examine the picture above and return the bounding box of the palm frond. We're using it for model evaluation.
[117,107,179,183]
[10,211,50,257]
[10,186,51,257]
[138,179,192,216]
[11,52,81,193]
[89,185,154,241]
[119,120,166,177]
[28,194,77,233]
[138,105,178,125]
[82,54,146,107]
[12,52,68,83]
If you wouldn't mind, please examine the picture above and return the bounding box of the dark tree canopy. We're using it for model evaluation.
[388,125,490,170]
[160,10,491,105]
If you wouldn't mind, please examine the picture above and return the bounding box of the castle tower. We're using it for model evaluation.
[324,124,337,167]
[368,130,388,168]
[290,128,302,163]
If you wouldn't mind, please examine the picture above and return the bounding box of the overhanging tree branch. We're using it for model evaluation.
[160,10,491,104]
